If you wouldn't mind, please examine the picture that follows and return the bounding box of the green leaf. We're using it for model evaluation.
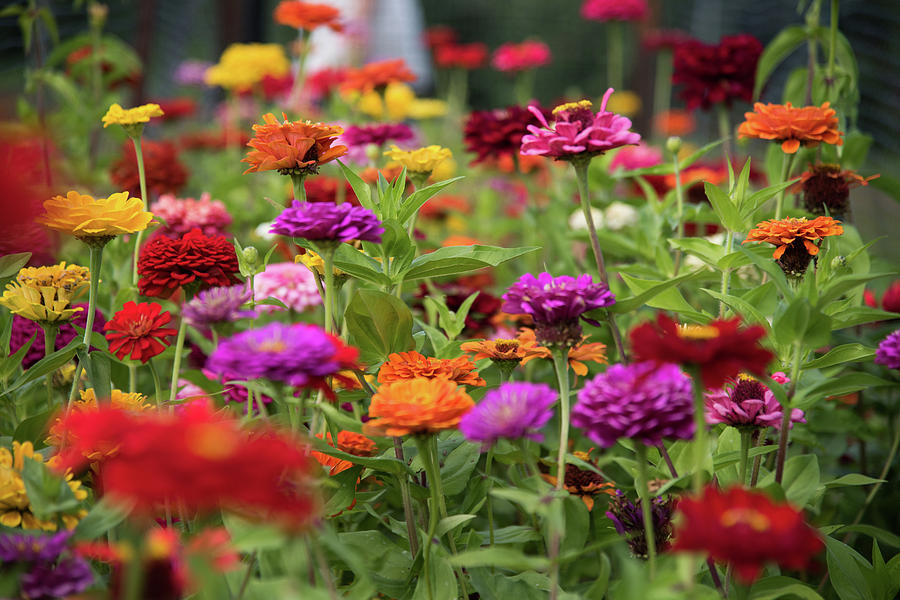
[0,331,36,382]
[818,272,897,307]
[1,338,82,399]
[619,272,710,321]
[828,307,899,329]
[740,179,800,219]
[750,576,824,600]
[399,176,465,225]
[441,440,481,495]
[826,537,875,600]
[701,289,771,332]
[402,245,538,282]
[21,456,80,520]
[0,252,31,279]
[13,410,52,447]
[754,26,809,99]
[796,373,894,409]
[833,525,900,550]
[737,245,792,298]
[307,431,408,476]
[223,513,288,552]
[322,465,361,516]
[447,547,549,571]
[758,454,819,507]
[336,160,373,211]
[437,514,476,537]
[344,289,415,365]
[824,474,886,489]
[333,244,392,287]
[804,344,875,370]
[668,238,725,266]
[74,498,131,540]
[704,182,744,231]
[608,269,703,314]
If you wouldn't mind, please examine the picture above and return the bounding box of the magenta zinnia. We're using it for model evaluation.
[458,382,556,447]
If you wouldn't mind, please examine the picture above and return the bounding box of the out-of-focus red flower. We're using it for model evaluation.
[109,140,189,199]
[880,281,900,314]
[66,43,141,88]
[642,29,690,51]
[154,97,197,120]
[580,0,648,22]
[672,486,823,583]
[424,25,457,51]
[273,1,343,32]
[435,42,488,70]
[464,104,552,165]
[654,108,696,137]
[52,404,317,527]
[491,41,552,73]
[418,195,470,220]
[261,73,295,100]
[630,315,773,388]
[104,301,178,363]
[138,228,240,298]
[673,34,763,111]
[301,175,359,206]
[304,67,348,102]
[340,59,416,94]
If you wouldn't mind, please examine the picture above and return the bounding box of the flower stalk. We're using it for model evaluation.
[635,443,658,579]
[166,315,190,413]
[775,342,803,484]
[130,135,149,287]
[68,244,104,408]
[774,152,797,220]
[689,368,709,493]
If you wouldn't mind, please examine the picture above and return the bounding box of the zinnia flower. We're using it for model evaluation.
[520,89,641,160]
[273,1,342,31]
[206,322,358,393]
[364,377,475,437]
[181,285,255,332]
[253,262,321,313]
[460,337,545,368]
[340,59,416,93]
[671,485,823,583]
[581,0,648,21]
[243,113,347,176]
[435,42,488,69]
[305,67,348,102]
[513,328,608,378]
[204,43,290,92]
[37,191,153,243]
[137,228,240,298]
[796,163,878,220]
[311,431,377,475]
[629,315,774,388]
[672,34,762,111]
[0,263,89,324]
[270,201,383,244]
[377,351,486,387]
[104,301,178,363]
[109,140,189,199]
[151,193,233,238]
[540,450,616,510]
[47,388,153,454]
[51,404,317,526]
[9,304,105,368]
[463,104,551,165]
[607,490,677,557]
[0,531,93,599]
[705,373,805,429]
[458,382,556,447]
[737,102,844,154]
[338,123,415,163]
[743,216,843,278]
[384,144,452,175]
[491,41,552,73]
[875,330,900,370]
[572,362,695,447]
[101,103,164,129]
[501,272,615,347]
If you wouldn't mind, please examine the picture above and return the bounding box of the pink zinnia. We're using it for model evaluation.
[253,262,321,313]
[491,41,551,73]
[705,372,805,429]
[520,88,641,160]
[151,193,232,238]
[581,0,648,22]
[608,143,663,172]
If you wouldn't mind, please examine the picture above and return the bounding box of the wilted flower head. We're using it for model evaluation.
[254,262,321,313]
[796,163,878,220]
[705,373,805,429]
[875,330,900,370]
[607,490,677,557]
[737,102,843,154]
[270,201,383,244]
[459,382,557,447]
[540,450,616,510]
[673,34,762,111]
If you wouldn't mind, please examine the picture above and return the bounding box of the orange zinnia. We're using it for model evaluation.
[312,431,377,475]
[460,337,545,363]
[737,102,843,154]
[377,351,485,387]
[364,377,474,437]
[539,450,616,511]
[516,328,608,377]
[743,216,843,260]
[242,112,347,176]
[273,1,342,32]
[340,59,416,94]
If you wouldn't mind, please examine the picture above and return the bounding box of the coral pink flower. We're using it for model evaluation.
[491,41,551,73]
[608,143,662,171]
[253,262,321,313]
[151,193,232,238]
[581,0,648,22]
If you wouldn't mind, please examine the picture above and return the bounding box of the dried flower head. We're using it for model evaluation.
[796,163,878,220]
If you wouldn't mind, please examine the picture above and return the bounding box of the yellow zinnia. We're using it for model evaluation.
[101,103,164,128]
[37,190,153,241]
[0,262,89,323]
[384,145,452,175]
[0,442,88,531]
[204,43,290,91]
[295,250,345,277]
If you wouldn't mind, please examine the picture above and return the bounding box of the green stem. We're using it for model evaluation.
[573,161,629,363]
[291,173,307,203]
[320,246,336,334]
[774,152,796,220]
[607,21,623,90]
[393,437,420,557]
[690,369,709,493]
[652,50,673,137]
[671,149,686,276]
[166,316,189,413]
[131,135,148,287]
[147,359,163,409]
[513,69,535,105]
[826,0,838,97]
[716,104,732,162]
[775,343,803,484]
[738,429,752,486]
[128,364,137,393]
[416,437,440,600]
[41,324,57,409]
[485,448,495,547]
[635,444,657,579]
[551,349,571,491]
[719,230,735,318]
[68,244,103,409]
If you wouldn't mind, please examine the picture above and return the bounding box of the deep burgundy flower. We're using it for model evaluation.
[671,485,823,583]
[673,34,763,111]
[270,201,383,243]
[109,140,189,199]
[104,301,178,363]
[464,104,551,165]
[630,315,774,389]
[138,228,240,298]
[9,303,106,368]
[435,42,488,69]
[606,490,677,557]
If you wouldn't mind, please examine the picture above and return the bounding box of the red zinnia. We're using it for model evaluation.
[52,404,317,527]
[435,42,488,70]
[109,140,189,199]
[672,485,823,583]
[104,301,178,363]
[630,315,773,388]
[340,59,416,94]
[673,34,763,111]
[137,228,240,298]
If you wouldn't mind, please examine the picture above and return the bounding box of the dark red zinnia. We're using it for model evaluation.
[109,140,189,199]
[464,105,551,165]
[301,175,359,206]
[137,228,240,298]
[435,42,488,70]
[104,301,178,363]
[672,34,763,111]
[671,485,823,583]
[629,314,773,388]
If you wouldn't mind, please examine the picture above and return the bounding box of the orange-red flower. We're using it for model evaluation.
[516,328,608,377]
[364,377,474,437]
[460,337,545,363]
[744,216,843,260]
[340,59,416,94]
[312,431,377,475]
[242,112,347,176]
[273,1,342,31]
[377,351,486,387]
[737,102,843,154]
[104,301,178,363]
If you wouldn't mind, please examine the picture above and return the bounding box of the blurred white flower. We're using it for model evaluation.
[254,220,276,241]
[569,207,605,231]
[604,201,639,230]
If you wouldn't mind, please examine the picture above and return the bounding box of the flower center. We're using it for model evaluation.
[677,324,720,340]
[258,340,288,353]
[125,315,155,338]
[493,339,519,353]
[731,375,767,404]
[553,99,593,115]
[720,508,770,531]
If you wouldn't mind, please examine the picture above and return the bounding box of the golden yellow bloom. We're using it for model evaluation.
[0,262,89,323]
[37,190,153,240]
[407,98,448,120]
[356,83,448,121]
[205,43,290,91]
[603,90,642,117]
[384,82,417,120]
[47,388,152,453]
[0,442,88,531]
[294,250,345,276]
[430,156,458,182]
[101,103,164,128]
[384,145,452,174]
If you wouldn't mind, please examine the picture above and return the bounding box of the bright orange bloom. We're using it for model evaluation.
[540,450,616,511]
[242,113,346,176]
[441,235,483,247]
[743,216,843,260]
[737,102,843,154]
[273,1,342,32]
[516,328,608,376]
[360,164,406,185]
[377,351,485,387]
[365,378,474,437]
[340,59,416,94]
[654,108,696,137]
[312,431,377,475]
[460,337,545,363]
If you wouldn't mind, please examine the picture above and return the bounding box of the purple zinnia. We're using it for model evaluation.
[0,531,70,563]
[501,272,615,347]
[606,489,676,558]
[9,304,106,369]
[205,322,357,388]
[520,88,641,161]
[572,361,695,447]
[459,382,557,447]
[705,372,805,429]
[339,123,416,163]
[181,285,257,332]
[270,201,384,244]
[21,556,94,599]
[875,329,900,370]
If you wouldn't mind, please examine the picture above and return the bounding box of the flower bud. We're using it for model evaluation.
[242,246,259,267]
[666,136,682,154]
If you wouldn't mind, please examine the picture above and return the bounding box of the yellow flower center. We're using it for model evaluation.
[258,340,287,353]
[553,99,593,115]
[677,324,720,340]
[493,339,519,353]
[737,373,757,383]
[188,424,238,460]
[720,508,770,531]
